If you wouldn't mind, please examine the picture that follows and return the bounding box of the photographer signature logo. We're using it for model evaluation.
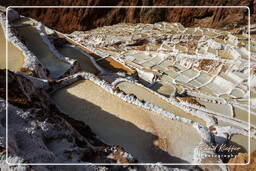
[199,144,241,153]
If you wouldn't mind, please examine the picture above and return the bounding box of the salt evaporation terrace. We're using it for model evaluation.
[2,8,256,165]
[0,13,24,70]
[68,22,256,153]
[13,18,71,78]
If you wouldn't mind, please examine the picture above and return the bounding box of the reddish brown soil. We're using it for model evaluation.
[229,150,256,171]
[97,57,135,74]
[3,0,255,33]
[20,67,37,77]
[197,59,221,73]
[178,96,205,107]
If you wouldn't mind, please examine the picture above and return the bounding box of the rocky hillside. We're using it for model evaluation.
[2,0,255,33]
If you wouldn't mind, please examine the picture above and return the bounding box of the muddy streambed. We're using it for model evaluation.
[0,25,24,70]
[15,22,70,78]
[52,80,203,163]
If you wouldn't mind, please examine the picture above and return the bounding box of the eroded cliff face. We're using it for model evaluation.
[2,0,255,33]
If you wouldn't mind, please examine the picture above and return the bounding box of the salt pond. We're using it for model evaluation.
[15,23,70,78]
[0,25,24,70]
[52,80,203,163]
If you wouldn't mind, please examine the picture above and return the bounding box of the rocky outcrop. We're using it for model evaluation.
[2,0,254,33]
[6,8,19,23]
